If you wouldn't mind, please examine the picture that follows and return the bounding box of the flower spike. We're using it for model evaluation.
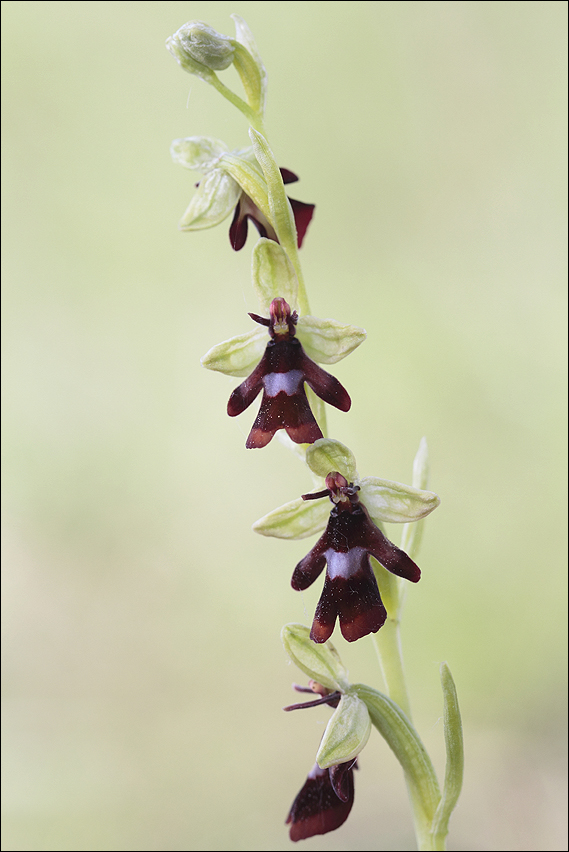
[291,472,421,643]
[227,299,351,448]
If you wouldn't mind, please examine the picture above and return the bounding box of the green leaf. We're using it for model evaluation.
[252,494,329,539]
[281,624,349,692]
[297,316,366,364]
[201,328,266,377]
[251,239,298,314]
[358,477,440,525]
[353,684,441,826]
[305,439,358,481]
[316,693,371,768]
[178,169,241,230]
[430,663,464,844]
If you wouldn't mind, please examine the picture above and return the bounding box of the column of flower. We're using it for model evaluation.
[166,17,463,850]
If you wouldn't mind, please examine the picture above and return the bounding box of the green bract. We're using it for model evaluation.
[316,692,371,768]
[249,129,299,270]
[231,15,267,115]
[281,624,349,692]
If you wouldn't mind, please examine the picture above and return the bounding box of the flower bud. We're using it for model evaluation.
[166,21,235,75]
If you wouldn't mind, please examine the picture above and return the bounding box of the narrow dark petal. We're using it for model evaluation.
[283,692,341,712]
[289,197,316,248]
[329,759,358,803]
[229,195,278,250]
[248,312,271,327]
[227,356,268,417]
[311,556,386,643]
[229,201,249,251]
[286,763,354,842]
[360,515,421,583]
[301,489,330,501]
[299,352,351,412]
[291,534,328,591]
[279,168,299,184]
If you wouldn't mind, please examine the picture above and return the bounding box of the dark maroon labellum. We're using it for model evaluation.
[227,299,351,448]
[292,472,421,643]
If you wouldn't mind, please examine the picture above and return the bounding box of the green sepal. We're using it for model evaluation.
[281,624,349,692]
[297,316,366,364]
[178,169,241,230]
[252,494,329,539]
[430,663,464,844]
[170,136,229,171]
[201,328,266,377]
[231,15,267,115]
[316,692,371,769]
[251,239,298,314]
[353,683,441,827]
[305,439,358,482]
[358,477,440,525]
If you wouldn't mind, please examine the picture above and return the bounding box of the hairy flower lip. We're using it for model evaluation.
[291,474,421,643]
[286,759,357,841]
[227,300,351,448]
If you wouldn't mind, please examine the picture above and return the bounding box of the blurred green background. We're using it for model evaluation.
[2,2,567,850]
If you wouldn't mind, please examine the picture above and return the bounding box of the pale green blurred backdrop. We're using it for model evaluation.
[2,2,567,850]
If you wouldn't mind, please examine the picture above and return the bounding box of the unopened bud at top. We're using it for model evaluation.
[167,21,235,74]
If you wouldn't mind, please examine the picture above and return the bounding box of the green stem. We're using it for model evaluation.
[372,609,412,720]
[208,75,266,134]
[370,566,447,849]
